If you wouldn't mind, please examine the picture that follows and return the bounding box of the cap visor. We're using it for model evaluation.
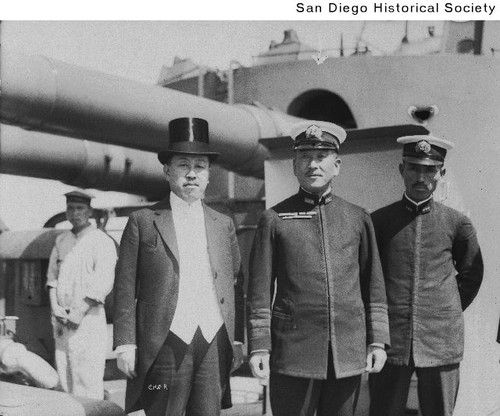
[403,156,443,166]
[294,144,339,151]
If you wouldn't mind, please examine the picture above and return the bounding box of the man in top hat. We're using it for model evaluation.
[369,135,484,416]
[113,117,245,415]
[247,120,390,416]
[46,189,117,399]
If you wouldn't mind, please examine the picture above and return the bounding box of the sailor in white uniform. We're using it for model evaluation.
[47,190,117,399]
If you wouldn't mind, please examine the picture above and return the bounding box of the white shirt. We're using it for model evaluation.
[47,225,117,308]
[168,192,224,344]
[404,192,433,207]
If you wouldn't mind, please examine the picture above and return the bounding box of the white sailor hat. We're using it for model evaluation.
[290,120,347,151]
[398,135,454,166]
[64,189,95,206]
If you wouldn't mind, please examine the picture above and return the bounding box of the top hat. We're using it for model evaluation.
[290,120,347,152]
[397,135,454,166]
[158,117,219,164]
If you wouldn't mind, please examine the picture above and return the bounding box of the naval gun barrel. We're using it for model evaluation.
[1,54,301,178]
[1,127,166,198]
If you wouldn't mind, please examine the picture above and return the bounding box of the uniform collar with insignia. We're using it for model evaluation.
[402,193,433,215]
[299,187,333,206]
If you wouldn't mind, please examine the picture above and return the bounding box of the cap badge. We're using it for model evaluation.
[415,140,431,154]
[305,125,323,140]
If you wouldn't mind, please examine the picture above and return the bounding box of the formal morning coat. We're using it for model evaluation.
[113,196,245,412]
[247,189,390,379]
[371,196,484,367]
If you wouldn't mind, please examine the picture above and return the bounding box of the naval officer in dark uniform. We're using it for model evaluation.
[369,135,484,416]
[247,121,390,416]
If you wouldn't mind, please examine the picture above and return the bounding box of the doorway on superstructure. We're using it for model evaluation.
[288,89,357,129]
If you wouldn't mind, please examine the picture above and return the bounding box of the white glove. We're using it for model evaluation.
[249,351,270,380]
[117,348,137,379]
[365,345,387,373]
